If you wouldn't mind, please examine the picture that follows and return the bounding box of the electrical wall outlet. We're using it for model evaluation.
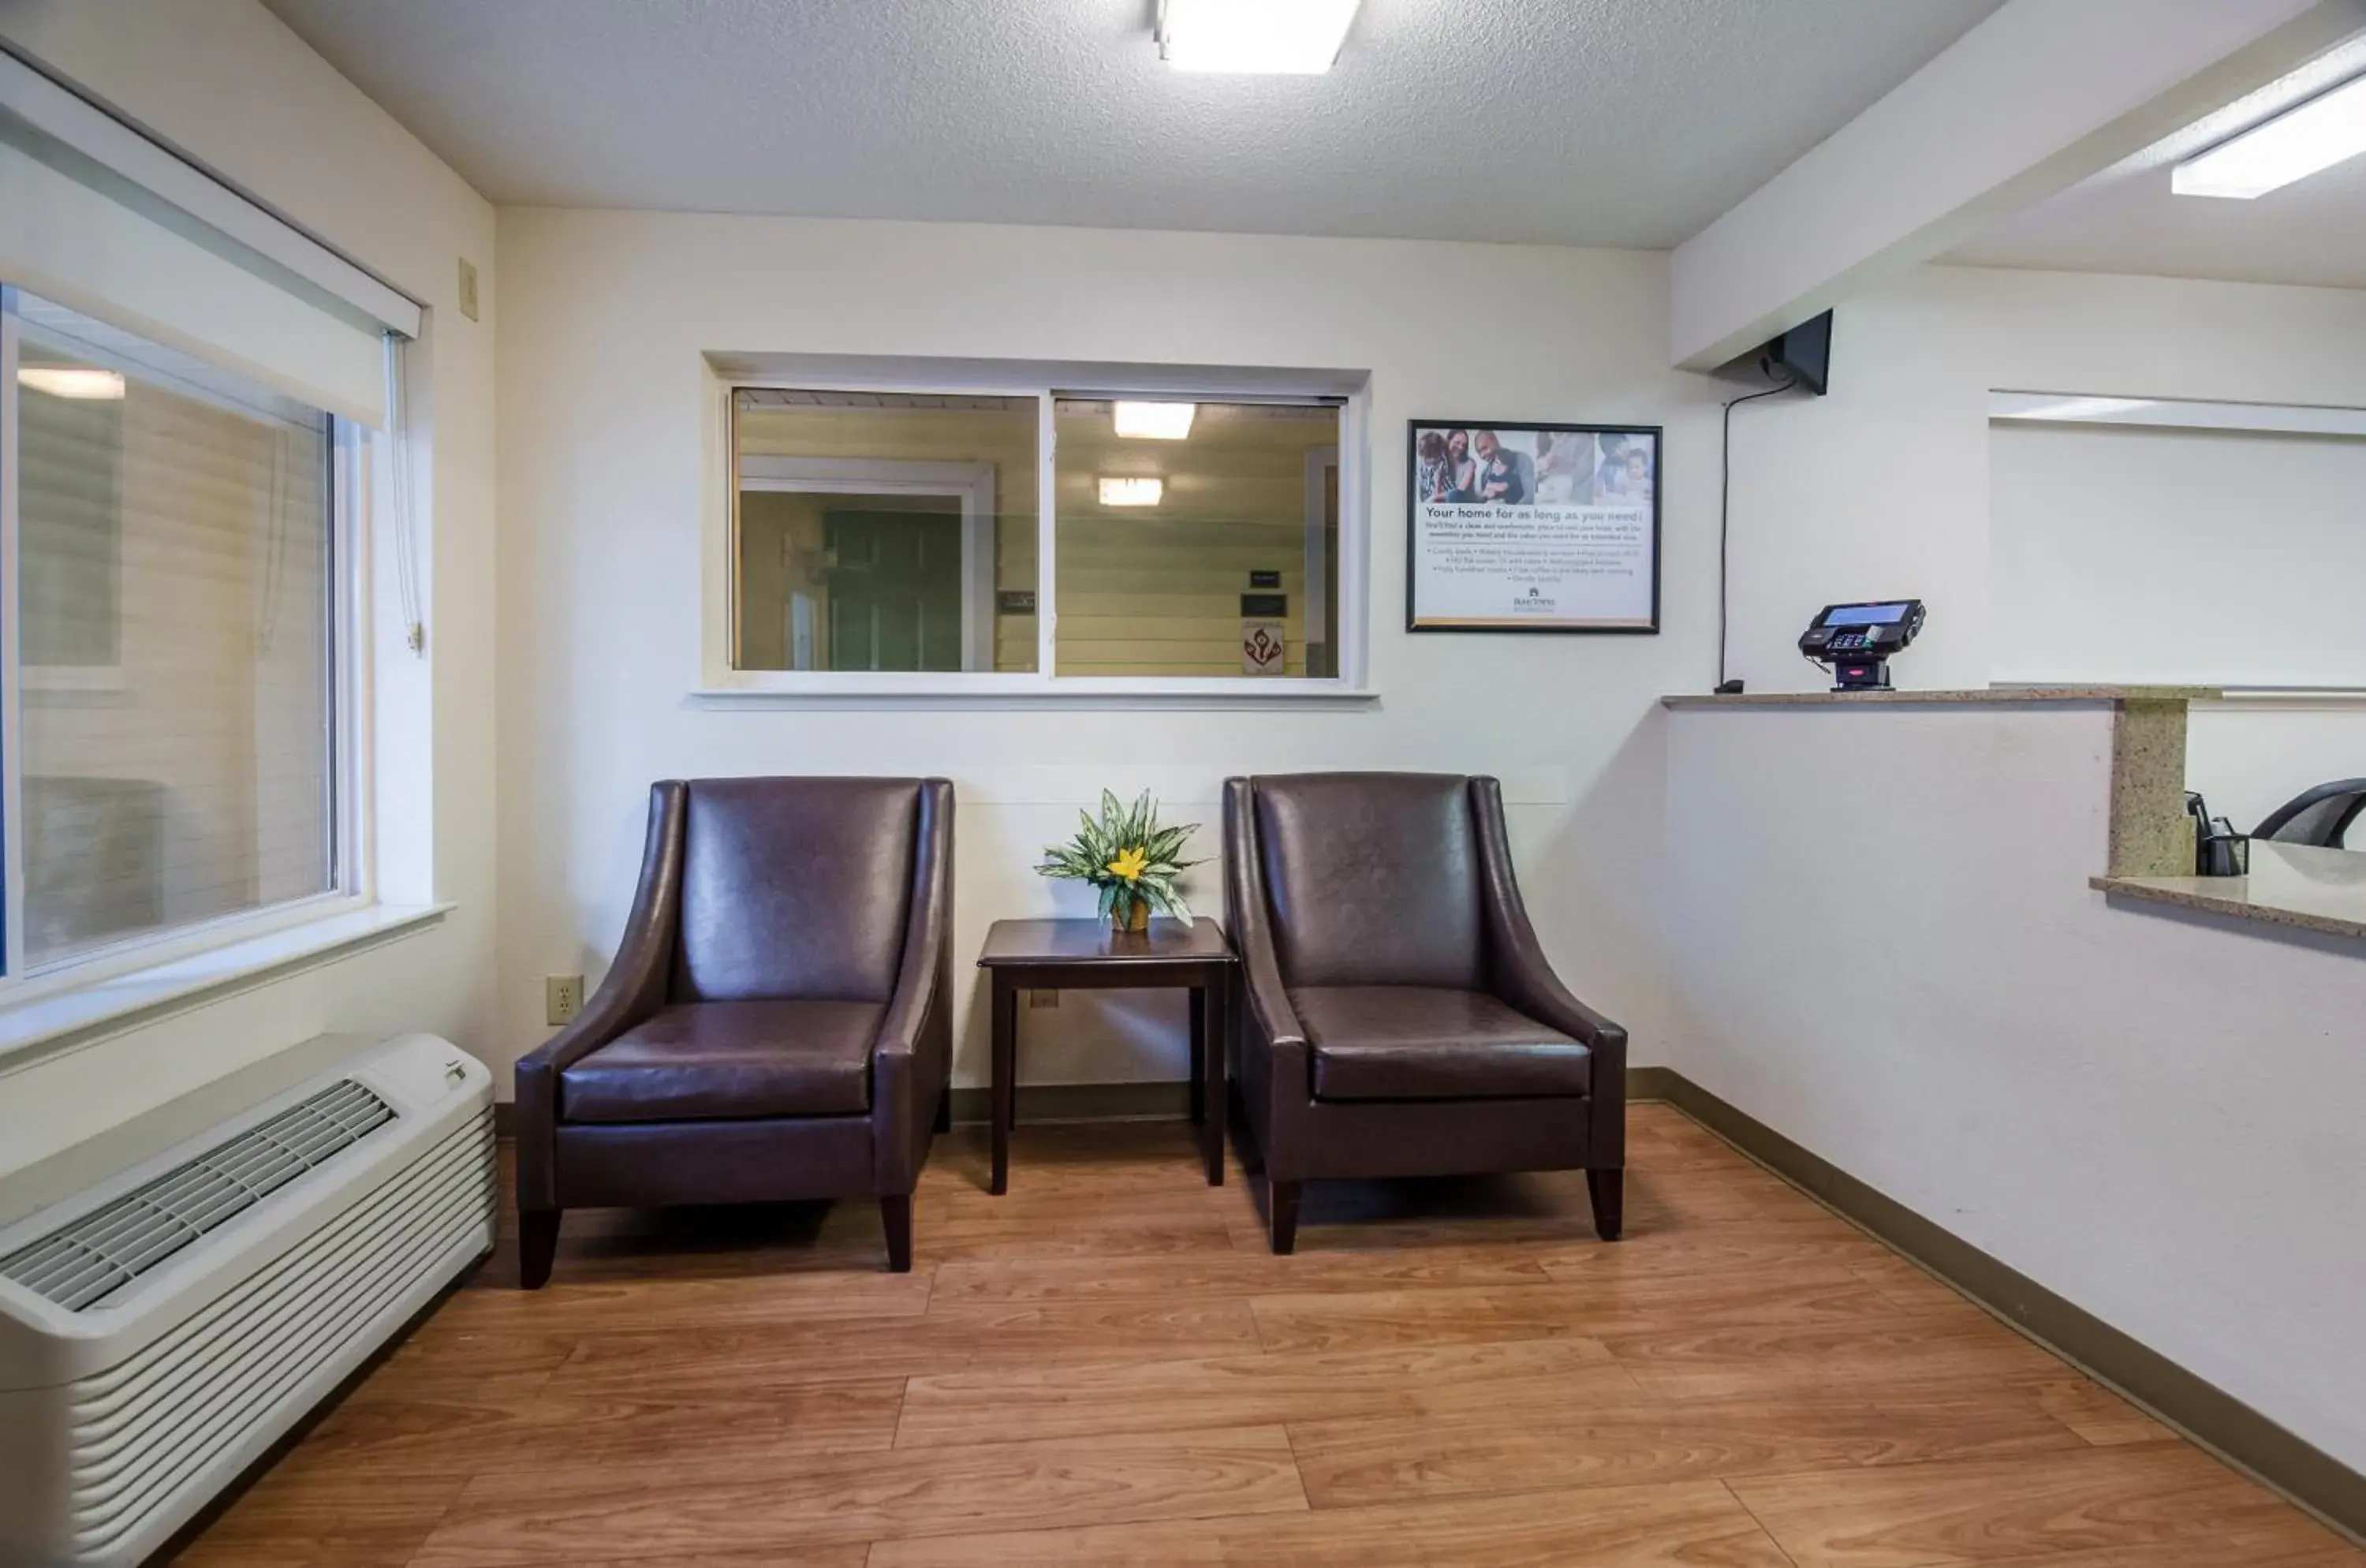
[1028,988,1059,1009]
[545,973,584,1026]
[457,256,480,322]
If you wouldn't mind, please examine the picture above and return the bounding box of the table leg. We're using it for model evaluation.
[991,973,1017,1196]
[1200,973,1226,1186]
[1188,986,1207,1126]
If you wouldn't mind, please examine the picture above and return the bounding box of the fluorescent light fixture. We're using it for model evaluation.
[1995,395,2159,423]
[1113,401,1196,439]
[2174,73,2366,198]
[17,366,126,400]
[1157,0,1360,75]
[1099,476,1165,507]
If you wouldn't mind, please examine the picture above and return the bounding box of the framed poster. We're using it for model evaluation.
[1405,420,1661,633]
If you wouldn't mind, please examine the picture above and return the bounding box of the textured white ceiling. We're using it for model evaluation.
[260,0,2000,248]
[1950,47,2366,290]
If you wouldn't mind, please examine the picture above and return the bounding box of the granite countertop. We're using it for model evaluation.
[1663,686,2215,709]
[2092,841,2366,942]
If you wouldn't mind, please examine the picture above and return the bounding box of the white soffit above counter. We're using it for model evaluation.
[1949,35,2366,289]
[1669,0,2366,370]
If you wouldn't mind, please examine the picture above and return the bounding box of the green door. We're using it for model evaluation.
[823,509,965,671]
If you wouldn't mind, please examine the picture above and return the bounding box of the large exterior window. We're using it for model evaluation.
[725,379,1357,692]
[2,291,348,973]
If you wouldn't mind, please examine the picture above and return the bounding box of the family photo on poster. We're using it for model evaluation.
[1406,421,1661,632]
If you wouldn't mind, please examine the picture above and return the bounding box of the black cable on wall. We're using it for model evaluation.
[1715,371,1800,692]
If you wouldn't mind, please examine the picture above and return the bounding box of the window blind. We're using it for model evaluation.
[0,50,412,427]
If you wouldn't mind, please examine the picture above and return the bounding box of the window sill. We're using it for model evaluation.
[22,666,136,707]
[692,675,1380,710]
[0,902,450,1074]
[21,666,130,695]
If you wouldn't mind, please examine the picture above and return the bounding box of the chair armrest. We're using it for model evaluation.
[515,782,687,1208]
[1226,778,1325,1179]
[874,780,954,1193]
[1494,940,1627,1055]
[1487,902,1627,1138]
[1223,778,1307,1052]
[1469,778,1627,1167]
[1241,959,1307,1052]
[1469,777,1625,1048]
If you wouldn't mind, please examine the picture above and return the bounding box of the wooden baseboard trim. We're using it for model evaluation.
[1625,1065,1680,1102]
[494,1066,1678,1141]
[948,1081,1191,1125]
[956,1069,1677,1126]
[1648,1067,2365,1547]
[495,1081,1193,1138]
[494,1066,1682,1141]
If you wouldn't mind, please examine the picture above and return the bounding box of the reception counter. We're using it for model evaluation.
[1658,685,2215,707]
[1655,681,2366,1491]
[2095,839,2366,942]
[1662,685,2208,879]
[1664,685,2366,943]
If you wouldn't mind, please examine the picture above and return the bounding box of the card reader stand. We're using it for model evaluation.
[1799,600,1924,693]
[1827,655,1893,691]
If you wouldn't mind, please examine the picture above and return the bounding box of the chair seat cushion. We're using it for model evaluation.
[1293,986,1591,1101]
[560,1000,883,1123]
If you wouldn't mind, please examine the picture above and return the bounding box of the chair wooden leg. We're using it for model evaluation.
[882,1193,914,1273]
[518,1207,560,1290]
[1267,1179,1301,1256]
[1587,1168,1624,1241]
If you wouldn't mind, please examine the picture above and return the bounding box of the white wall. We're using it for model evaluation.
[1991,421,2366,688]
[0,0,498,1177]
[1666,700,2366,1473]
[1723,266,2366,693]
[495,211,1724,1091]
[2189,698,2366,839]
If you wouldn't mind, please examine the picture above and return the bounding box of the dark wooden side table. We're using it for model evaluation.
[976,917,1235,1195]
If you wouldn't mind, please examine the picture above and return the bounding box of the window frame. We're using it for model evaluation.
[0,285,371,994]
[704,371,1373,702]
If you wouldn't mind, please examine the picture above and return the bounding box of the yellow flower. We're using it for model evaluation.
[1106,846,1149,883]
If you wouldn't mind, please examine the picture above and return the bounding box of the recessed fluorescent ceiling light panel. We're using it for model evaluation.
[1099,476,1165,507]
[1994,395,2159,422]
[1113,401,1196,439]
[17,367,126,400]
[1158,0,1360,75]
[2174,73,2366,198]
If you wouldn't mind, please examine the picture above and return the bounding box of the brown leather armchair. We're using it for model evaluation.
[514,776,953,1283]
[1222,772,1625,1253]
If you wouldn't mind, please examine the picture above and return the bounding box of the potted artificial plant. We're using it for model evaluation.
[1038,790,1204,933]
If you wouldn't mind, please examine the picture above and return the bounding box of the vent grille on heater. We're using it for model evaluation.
[0,1080,395,1311]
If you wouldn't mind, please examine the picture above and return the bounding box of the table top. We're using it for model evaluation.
[978,917,1234,968]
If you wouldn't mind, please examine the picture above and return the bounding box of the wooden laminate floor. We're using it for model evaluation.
[167,1103,2363,1567]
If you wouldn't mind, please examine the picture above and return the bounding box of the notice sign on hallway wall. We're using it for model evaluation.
[1406,421,1661,633]
[1241,620,1286,675]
